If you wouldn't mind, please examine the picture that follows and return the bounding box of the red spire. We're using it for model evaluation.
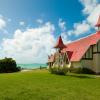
[54,36,66,49]
[95,16,100,27]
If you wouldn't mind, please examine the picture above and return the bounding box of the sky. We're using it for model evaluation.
[0,0,100,64]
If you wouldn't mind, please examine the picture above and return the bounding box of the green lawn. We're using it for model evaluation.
[0,69,100,100]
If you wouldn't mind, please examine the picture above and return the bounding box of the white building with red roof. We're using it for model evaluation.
[48,16,100,74]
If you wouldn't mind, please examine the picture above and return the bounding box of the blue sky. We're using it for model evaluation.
[0,0,100,64]
[0,0,83,38]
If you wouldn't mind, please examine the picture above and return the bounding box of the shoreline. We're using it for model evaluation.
[21,67,47,72]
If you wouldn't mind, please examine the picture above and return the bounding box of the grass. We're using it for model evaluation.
[0,69,100,100]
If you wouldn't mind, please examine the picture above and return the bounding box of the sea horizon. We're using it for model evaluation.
[17,63,47,69]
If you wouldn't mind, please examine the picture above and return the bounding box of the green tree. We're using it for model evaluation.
[0,57,21,73]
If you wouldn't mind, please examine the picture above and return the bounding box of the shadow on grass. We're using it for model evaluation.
[67,74,94,79]
[49,71,95,79]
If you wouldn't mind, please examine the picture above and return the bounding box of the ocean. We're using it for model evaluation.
[17,63,47,69]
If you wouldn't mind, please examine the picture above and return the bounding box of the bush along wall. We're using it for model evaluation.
[49,66,68,75]
[69,67,95,74]
[0,57,21,73]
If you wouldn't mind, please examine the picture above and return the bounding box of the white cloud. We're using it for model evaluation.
[80,0,100,26]
[1,22,55,64]
[36,19,43,24]
[19,21,25,26]
[68,21,90,36]
[58,18,71,43]
[61,32,71,43]
[57,18,71,44]
[80,0,98,14]
[58,19,66,31]
[68,0,100,36]
[86,5,100,26]
[0,18,6,30]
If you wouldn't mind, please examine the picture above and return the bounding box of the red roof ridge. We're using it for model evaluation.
[65,33,96,45]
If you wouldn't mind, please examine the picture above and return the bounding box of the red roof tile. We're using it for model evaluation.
[64,31,100,61]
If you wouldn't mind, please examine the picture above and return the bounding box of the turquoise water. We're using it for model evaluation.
[17,63,47,69]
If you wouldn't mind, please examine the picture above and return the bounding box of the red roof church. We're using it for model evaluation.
[48,16,100,74]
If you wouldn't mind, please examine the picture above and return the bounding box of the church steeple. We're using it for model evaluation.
[54,36,66,50]
[95,16,100,31]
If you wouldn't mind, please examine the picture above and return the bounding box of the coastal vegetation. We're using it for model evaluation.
[0,69,100,100]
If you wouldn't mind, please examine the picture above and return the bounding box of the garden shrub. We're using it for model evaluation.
[69,67,82,73]
[81,68,95,74]
[69,67,95,74]
[0,57,21,73]
[49,66,68,75]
